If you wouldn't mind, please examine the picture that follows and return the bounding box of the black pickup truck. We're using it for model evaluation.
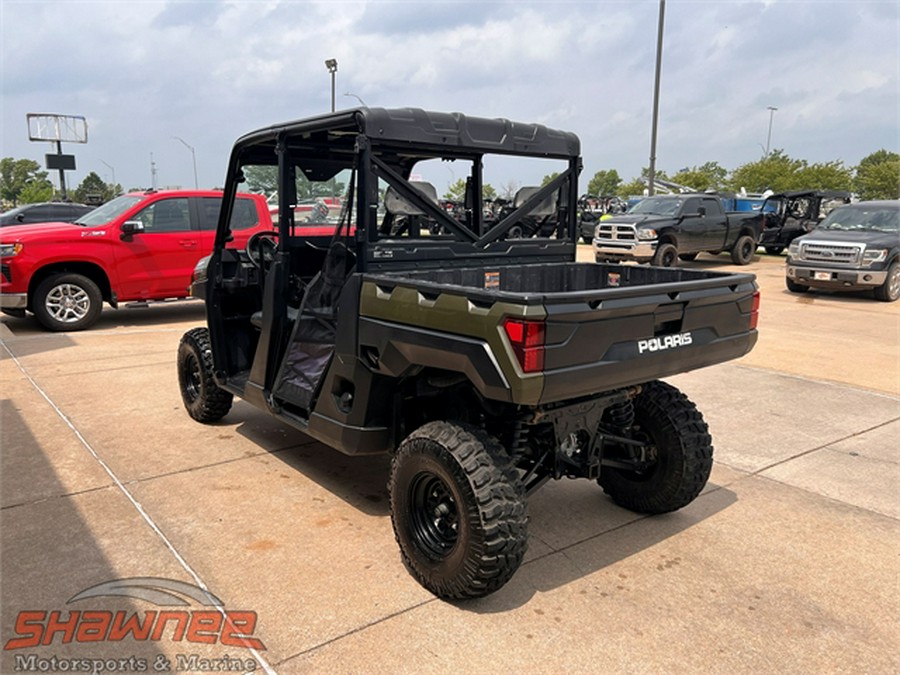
[177,108,759,599]
[592,193,763,266]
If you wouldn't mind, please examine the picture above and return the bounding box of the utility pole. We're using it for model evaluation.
[764,106,778,158]
[647,0,666,196]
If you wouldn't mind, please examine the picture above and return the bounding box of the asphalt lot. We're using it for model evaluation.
[1,250,898,674]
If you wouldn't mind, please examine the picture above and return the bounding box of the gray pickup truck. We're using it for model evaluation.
[593,193,763,266]
[177,108,760,599]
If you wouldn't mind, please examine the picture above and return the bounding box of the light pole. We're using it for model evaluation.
[344,92,367,107]
[646,0,666,196]
[173,136,198,188]
[325,59,338,112]
[100,160,116,188]
[764,106,778,158]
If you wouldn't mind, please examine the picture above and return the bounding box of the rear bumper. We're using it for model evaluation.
[786,264,887,289]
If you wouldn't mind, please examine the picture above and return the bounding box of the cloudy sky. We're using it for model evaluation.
[1,0,897,195]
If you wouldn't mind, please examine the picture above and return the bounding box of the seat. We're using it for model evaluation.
[271,241,355,410]
[513,186,557,216]
[384,181,439,216]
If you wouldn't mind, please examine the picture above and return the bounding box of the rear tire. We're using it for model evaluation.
[652,243,678,267]
[389,421,527,600]
[599,381,712,514]
[33,272,103,332]
[678,252,698,262]
[764,246,784,255]
[177,327,233,423]
[730,234,756,265]
[873,261,900,302]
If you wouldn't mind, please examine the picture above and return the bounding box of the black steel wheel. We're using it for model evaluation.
[32,272,103,332]
[389,421,527,600]
[652,243,679,267]
[599,380,712,514]
[730,234,756,265]
[177,327,233,423]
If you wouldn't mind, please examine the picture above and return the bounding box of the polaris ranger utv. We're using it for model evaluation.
[177,108,759,599]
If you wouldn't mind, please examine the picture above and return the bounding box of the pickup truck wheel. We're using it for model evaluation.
[33,273,103,332]
[873,261,900,302]
[177,327,233,423]
[389,421,528,599]
[652,243,678,267]
[599,381,712,514]
[730,235,756,265]
[785,277,809,294]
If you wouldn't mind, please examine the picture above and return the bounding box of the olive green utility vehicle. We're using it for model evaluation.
[178,108,760,599]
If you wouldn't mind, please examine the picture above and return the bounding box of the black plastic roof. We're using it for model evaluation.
[233,107,580,159]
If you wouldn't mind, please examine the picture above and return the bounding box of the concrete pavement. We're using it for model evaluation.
[2,252,898,674]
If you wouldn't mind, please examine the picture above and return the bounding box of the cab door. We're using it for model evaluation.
[113,196,201,299]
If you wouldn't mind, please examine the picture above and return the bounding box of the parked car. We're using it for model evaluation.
[785,200,899,302]
[0,189,274,331]
[0,201,95,227]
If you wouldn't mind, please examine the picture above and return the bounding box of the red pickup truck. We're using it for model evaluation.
[0,189,273,331]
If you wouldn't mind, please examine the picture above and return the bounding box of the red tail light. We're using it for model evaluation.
[750,291,760,330]
[503,318,545,373]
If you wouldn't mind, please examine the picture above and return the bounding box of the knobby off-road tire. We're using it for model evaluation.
[389,421,528,600]
[730,234,756,265]
[600,380,713,514]
[652,243,678,267]
[177,327,233,423]
[33,272,103,332]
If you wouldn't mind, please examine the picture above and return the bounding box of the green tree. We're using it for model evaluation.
[0,157,54,206]
[441,179,495,201]
[793,161,853,192]
[587,169,621,196]
[727,149,806,193]
[73,171,120,203]
[540,172,560,187]
[670,162,728,191]
[854,150,900,200]
[18,181,54,204]
[617,178,646,199]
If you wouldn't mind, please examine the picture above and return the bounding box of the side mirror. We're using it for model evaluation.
[696,206,706,217]
[16,213,25,222]
[121,221,145,238]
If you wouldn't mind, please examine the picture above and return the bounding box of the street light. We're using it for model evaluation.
[344,92,367,107]
[764,106,778,158]
[325,59,338,112]
[100,160,116,188]
[173,136,199,188]
[646,0,666,196]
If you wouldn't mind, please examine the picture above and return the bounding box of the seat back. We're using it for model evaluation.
[384,181,439,216]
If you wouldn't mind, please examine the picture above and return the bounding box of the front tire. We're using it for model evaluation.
[389,421,527,600]
[599,381,712,514]
[33,273,103,332]
[652,243,678,267]
[873,261,900,302]
[785,277,809,294]
[177,327,233,423]
[730,234,756,265]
